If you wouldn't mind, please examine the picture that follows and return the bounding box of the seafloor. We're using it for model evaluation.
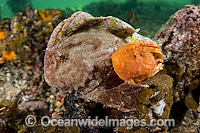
[0,0,199,133]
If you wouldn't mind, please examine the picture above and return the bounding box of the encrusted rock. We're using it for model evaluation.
[154,5,200,103]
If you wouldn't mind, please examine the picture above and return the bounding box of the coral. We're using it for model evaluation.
[111,41,163,84]
[154,5,200,104]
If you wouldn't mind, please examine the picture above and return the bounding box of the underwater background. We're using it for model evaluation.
[0,0,199,38]
[0,0,199,18]
[0,0,199,132]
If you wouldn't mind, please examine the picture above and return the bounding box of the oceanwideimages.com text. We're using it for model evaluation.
[25,115,175,128]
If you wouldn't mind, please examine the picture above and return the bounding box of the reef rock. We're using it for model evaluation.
[154,5,200,103]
